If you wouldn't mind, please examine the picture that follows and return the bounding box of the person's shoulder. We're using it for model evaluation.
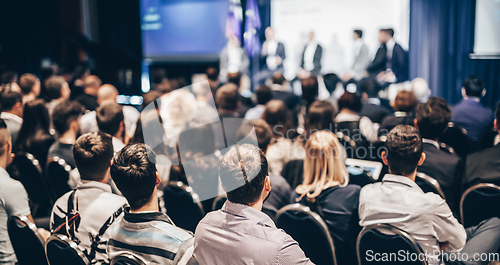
[467,144,500,162]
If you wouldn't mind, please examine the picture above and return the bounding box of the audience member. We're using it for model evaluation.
[45,76,71,115]
[270,72,298,110]
[322,73,341,113]
[108,143,196,264]
[451,75,494,147]
[13,99,54,166]
[293,131,360,265]
[359,78,391,124]
[0,91,23,143]
[359,125,500,265]
[151,68,172,95]
[193,143,313,264]
[215,83,240,118]
[69,63,90,100]
[80,84,140,136]
[48,101,85,168]
[244,85,272,120]
[412,77,431,102]
[295,76,319,132]
[96,102,125,153]
[76,75,101,111]
[18,73,41,103]
[415,97,463,215]
[0,71,21,93]
[379,90,418,136]
[206,67,220,96]
[463,103,500,190]
[50,132,127,263]
[336,91,377,146]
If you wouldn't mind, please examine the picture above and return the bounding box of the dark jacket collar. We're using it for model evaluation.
[123,207,173,224]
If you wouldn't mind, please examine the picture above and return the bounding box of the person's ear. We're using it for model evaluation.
[414,118,418,130]
[381,151,389,166]
[481,88,486,97]
[495,119,498,131]
[418,152,426,166]
[461,87,466,98]
[155,172,161,186]
[264,175,271,192]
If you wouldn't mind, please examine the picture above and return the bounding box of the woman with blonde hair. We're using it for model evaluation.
[293,130,361,265]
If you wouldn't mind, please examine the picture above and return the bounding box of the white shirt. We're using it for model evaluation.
[359,174,466,264]
[422,138,440,150]
[79,105,139,135]
[386,38,396,61]
[303,41,318,71]
[266,40,278,70]
[335,112,379,143]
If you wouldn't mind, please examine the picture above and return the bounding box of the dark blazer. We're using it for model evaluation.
[418,141,463,216]
[463,143,500,190]
[260,42,286,71]
[360,102,391,124]
[366,44,387,75]
[300,44,323,75]
[379,111,415,136]
[366,43,409,82]
[451,99,495,144]
[272,91,299,110]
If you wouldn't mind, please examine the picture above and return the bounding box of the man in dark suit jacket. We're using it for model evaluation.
[255,27,287,85]
[451,75,494,148]
[300,31,322,76]
[359,78,391,124]
[463,103,500,190]
[270,72,298,110]
[366,28,408,83]
[415,97,463,216]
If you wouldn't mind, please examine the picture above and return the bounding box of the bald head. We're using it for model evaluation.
[97,84,118,105]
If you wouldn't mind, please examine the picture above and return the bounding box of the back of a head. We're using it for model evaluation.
[84,75,102,89]
[385,125,423,176]
[73,132,113,181]
[394,90,418,112]
[15,99,50,150]
[227,72,242,87]
[255,85,272,105]
[411,78,430,101]
[96,102,124,136]
[384,28,395,37]
[97,84,119,103]
[111,143,157,210]
[463,75,484,98]
[0,119,10,157]
[219,143,268,205]
[323,73,340,94]
[46,76,66,100]
[301,76,319,103]
[52,101,84,136]
[206,67,219,82]
[19,74,40,95]
[305,100,335,135]
[216,83,239,111]
[249,119,273,152]
[151,68,167,85]
[338,91,362,112]
[1,71,17,85]
[261,99,292,136]
[354,29,363,38]
[272,72,286,85]
[416,97,451,139]
[360,78,381,99]
[0,91,23,112]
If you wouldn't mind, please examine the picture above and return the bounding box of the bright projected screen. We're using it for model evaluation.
[271,0,410,79]
[474,0,500,56]
[141,0,228,60]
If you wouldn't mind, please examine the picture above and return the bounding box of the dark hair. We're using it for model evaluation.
[227,72,242,87]
[46,76,66,100]
[1,71,17,85]
[305,100,335,138]
[385,125,423,176]
[354,29,363,38]
[360,78,381,98]
[382,28,395,37]
[394,90,418,112]
[323,73,340,94]
[301,76,319,104]
[496,103,500,130]
[255,85,272,105]
[52,101,84,135]
[111,143,158,210]
[19,74,39,95]
[73,132,114,181]
[416,97,451,139]
[151,68,167,85]
[141,90,161,109]
[1,91,22,112]
[261,100,293,137]
[236,119,273,152]
[14,99,52,153]
[219,144,268,205]
[338,91,362,112]
[206,67,219,81]
[216,83,239,111]
[96,103,124,136]
[463,75,484,97]
[272,72,286,85]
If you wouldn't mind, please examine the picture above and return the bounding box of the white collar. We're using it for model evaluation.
[422,138,440,150]
[0,112,23,123]
[367,98,381,106]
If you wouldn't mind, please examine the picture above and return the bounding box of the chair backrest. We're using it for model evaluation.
[45,234,90,265]
[46,156,72,199]
[162,181,205,232]
[7,216,48,265]
[276,204,337,265]
[438,122,470,159]
[415,172,445,199]
[357,223,427,265]
[212,194,227,211]
[347,165,375,187]
[460,183,500,228]
[111,254,145,265]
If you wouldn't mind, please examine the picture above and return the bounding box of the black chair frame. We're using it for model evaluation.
[8,215,48,265]
[416,172,446,199]
[45,234,90,265]
[460,183,500,226]
[110,253,146,265]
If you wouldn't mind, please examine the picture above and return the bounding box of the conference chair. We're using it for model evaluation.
[162,181,205,232]
[439,122,470,159]
[46,156,72,199]
[479,128,498,150]
[111,254,145,265]
[45,234,90,265]
[212,194,227,211]
[347,165,375,187]
[357,223,427,265]
[8,153,54,217]
[276,204,337,265]
[7,215,48,265]
[460,183,500,228]
[415,172,446,199]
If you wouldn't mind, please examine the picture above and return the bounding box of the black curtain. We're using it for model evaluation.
[409,0,500,109]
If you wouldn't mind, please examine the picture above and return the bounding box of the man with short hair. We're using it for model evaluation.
[359,78,391,124]
[49,100,85,168]
[345,29,370,81]
[451,75,494,146]
[359,125,500,265]
[194,143,313,264]
[244,85,273,120]
[96,102,125,153]
[270,72,298,110]
[0,91,23,144]
[45,76,71,115]
[108,143,196,265]
[18,73,41,103]
[216,83,240,118]
[76,75,101,111]
[50,132,127,263]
